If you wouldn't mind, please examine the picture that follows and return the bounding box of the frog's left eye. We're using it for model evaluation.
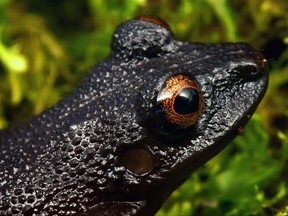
[134,15,171,32]
[155,74,204,138]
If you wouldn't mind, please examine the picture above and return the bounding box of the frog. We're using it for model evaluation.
[0,16,268,215]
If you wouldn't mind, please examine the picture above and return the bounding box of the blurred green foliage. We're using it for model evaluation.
[0,0,288,215]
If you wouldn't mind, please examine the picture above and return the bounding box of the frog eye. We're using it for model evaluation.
[134,15,171,32]
[155,74,204,138]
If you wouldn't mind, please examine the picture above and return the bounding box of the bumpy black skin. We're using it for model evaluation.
[0,19,268,215]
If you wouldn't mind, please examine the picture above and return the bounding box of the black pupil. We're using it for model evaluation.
[174,88,199,114]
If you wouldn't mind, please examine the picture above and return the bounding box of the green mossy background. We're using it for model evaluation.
[0,0,288,215]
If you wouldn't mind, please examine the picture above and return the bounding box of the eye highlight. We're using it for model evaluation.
[155,74,204,137]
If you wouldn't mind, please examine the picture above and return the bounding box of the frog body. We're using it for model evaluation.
[0,17,268,215]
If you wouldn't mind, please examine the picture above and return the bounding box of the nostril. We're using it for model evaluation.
[250,65,258,76]
[232,64,261,79]
[240,65,257,74]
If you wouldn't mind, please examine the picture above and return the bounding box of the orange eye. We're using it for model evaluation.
[155,74,204,137]
[134,16,171,32]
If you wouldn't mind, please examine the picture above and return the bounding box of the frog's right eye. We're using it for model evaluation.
[154,74,204,139]
[134,16,171,32]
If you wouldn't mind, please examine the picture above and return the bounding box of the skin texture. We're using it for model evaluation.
[0,18,268,215]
